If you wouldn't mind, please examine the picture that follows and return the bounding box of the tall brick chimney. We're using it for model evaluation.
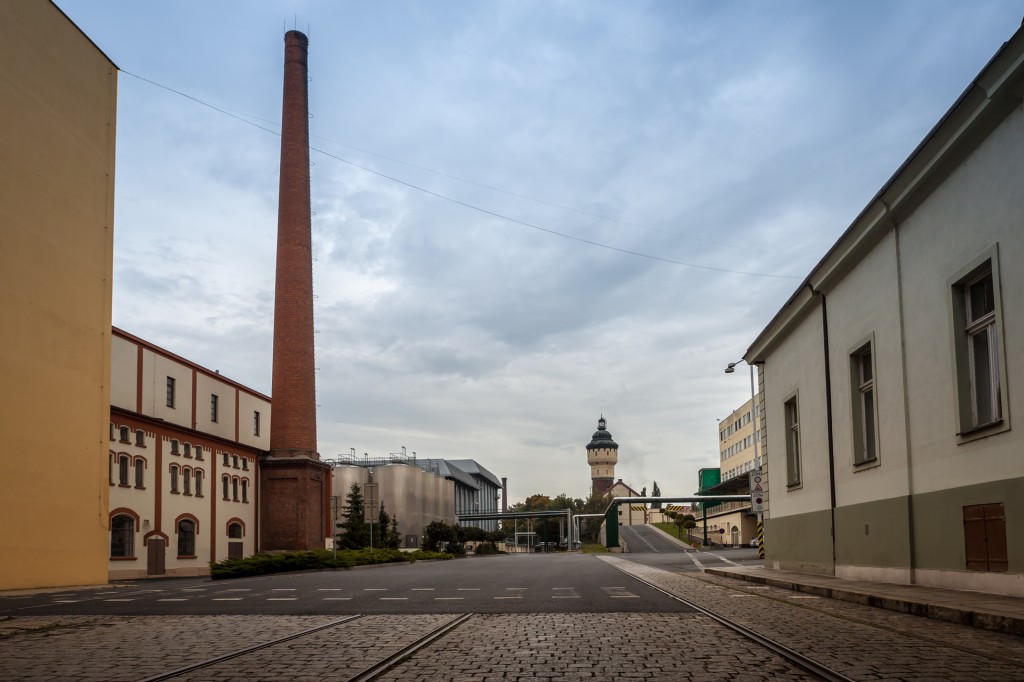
[260,30,331,552]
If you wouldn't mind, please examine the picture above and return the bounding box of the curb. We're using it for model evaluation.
[704,567,1024,637]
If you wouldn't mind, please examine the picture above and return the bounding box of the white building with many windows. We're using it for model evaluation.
[108,328,268,578]
[745,23,1024,595]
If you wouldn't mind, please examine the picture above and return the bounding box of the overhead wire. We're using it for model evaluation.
[120,70,802,279]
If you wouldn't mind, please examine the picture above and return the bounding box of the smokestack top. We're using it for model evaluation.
[285,30,308,46]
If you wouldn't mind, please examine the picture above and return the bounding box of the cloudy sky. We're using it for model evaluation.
[59,0,1022,504]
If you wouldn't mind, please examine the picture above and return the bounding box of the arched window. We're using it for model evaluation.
[241,479,248,503]
[227,522,243,539]
[170,465,179,493]
[118,426,130,443]
[135,429,145,446]
[111,515,134,558]
[222,475,229,501]
[232,477,239,501]
[195,470,204,497]
[177,519,196,557]
[134,459,145,489]
[118,455,130,486]
[183,468,192,495]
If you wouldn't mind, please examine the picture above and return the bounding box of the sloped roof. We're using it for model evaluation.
[445,459,502,487]
[417,458,479,489]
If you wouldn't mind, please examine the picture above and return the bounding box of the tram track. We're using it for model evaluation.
[606,561,856,682]
[138,613,473,682]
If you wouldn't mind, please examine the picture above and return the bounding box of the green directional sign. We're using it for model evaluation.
[698,468,721,511]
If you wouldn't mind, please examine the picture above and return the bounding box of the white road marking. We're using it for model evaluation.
[364,588,387,591]
[702,552,740,566]
[456,588,479,591]
[790,595,821,599]
[212,598,243,601]
[51,600,79,604]
[267,598,297,601]
[729,594,757,598]
[270,588,295,592]
[225,589,251,592]
[505,587,527,591]
[157,599,188,602]
[552,596,580,599]
[494,596,522,599]
[609,595,640,599]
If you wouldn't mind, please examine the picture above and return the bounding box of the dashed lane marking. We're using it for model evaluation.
[267,598,298,601]
[318,589,342,591]
[212,598,243,601]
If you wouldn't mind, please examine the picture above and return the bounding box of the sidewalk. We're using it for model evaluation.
[705,564,1024,636]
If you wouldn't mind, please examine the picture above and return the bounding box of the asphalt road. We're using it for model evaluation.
[0,553,694,616]
[619,523,764,573]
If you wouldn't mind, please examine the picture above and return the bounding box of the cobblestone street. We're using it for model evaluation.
[4,559,1024,681]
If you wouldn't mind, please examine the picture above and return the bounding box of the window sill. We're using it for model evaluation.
[134,486,146,491]
[786,482,803,491]
[957,418,1004,438]
[853,457,880,472]
[110,556,137,561]
[135,444,147,449]
[117,483,132,488]
[170,490,180,495]
[177,555,197,560]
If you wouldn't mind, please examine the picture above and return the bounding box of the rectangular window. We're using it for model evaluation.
[254,411,261,436]
[784,396,801,487]
[170,466,179,494]
[134,460,144,489]
[850,341,878,466]
[118,456,129,487]
[211,394,219,422]
[950,252,1009,440]
[183,469,192,495]
[195,470,203,497]
[166,376,176,408]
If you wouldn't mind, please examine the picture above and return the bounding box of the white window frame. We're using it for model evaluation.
[849,336,879,468]
[784,393,801,488]
[948,247,1010,443]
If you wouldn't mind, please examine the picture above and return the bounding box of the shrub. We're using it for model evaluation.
[209,548,452,580]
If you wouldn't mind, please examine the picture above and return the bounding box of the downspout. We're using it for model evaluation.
[888,204,918,584]
[806,282,838,572]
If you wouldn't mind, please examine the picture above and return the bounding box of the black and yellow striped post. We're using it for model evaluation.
[757,521,765,559]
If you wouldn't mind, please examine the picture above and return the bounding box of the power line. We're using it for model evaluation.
[120,70,802,279]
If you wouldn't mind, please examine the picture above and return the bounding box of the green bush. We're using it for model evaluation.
[210,548,452,580]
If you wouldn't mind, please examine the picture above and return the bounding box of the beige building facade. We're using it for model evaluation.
[108,329,267,578]
[747,24,1024,595]
[697,399,763,546]
[0,1,117,590]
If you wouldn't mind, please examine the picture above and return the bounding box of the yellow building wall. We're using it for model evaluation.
[0,1,117,589]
